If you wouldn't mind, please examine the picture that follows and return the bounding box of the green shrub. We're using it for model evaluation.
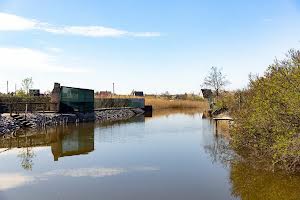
[231,49,300,172]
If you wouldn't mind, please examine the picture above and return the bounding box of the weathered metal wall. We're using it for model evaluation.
[94,98,145,109]
[60,86,94,113]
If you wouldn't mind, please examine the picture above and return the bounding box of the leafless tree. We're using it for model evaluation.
[21,77,33,94]
[203,66,229,96]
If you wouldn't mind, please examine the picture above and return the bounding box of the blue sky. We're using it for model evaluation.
[0,0,300,94]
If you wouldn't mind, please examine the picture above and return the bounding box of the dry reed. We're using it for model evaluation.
[145,97,208,110]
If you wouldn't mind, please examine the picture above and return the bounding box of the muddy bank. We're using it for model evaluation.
[0,108,144,137]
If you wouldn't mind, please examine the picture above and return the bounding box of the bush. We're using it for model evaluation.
[231,49,300,172]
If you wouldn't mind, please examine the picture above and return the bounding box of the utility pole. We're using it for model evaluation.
[6,81,8,94]
[113,82,115,95]
[15,84,17,95]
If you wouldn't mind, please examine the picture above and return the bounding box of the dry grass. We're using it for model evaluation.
[112,95,144,99]
[145,97,208,110]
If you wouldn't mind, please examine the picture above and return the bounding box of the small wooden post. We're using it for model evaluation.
[213,117,233,137]
[25,104,28,120]
[9,103,12,117]
[215,120,218,136]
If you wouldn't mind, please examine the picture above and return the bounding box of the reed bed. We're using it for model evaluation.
[145,97,208,110]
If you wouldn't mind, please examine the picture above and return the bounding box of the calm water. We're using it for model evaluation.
[0,110,300,200]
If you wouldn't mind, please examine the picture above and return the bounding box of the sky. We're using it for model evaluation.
[0,0,300,94]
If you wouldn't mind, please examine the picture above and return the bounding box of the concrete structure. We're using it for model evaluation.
[50,83,61,112]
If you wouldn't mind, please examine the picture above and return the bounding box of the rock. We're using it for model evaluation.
[0,108,144,138]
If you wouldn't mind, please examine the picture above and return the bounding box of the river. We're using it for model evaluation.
[0,110,299,200]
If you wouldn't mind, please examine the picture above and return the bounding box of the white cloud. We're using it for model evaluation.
[0,12,161,38]
[0,13,36,31]
[42,25,128,37]
[0,47,88,73]
[130,32,161,37]
[47,47,63,53]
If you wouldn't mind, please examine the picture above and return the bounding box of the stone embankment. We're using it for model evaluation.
[0,108,144,138]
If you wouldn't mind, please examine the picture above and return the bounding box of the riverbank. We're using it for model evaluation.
[212,50,300,173]
[0,108,144,138]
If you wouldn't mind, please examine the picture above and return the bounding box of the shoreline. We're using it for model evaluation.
[0,108,144,138]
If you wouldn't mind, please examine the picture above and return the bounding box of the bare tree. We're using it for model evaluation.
[203,67,229,96]
[21,77,33,94]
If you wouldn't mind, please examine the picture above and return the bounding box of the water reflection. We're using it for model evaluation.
[204,135,235,168]
[230,162,300,200]
[0,173,34,191]
[204,131,300,200]
[44,166,159,178]
[0,165,160,192]
[0,124,95,164]
[50,125,94,161]
[0,111,300,200]
[17,147,35,170]
[150,108,203,119]
[0,115,146,167]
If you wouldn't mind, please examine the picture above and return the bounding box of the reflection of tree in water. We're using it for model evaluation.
[204,135,236,168]
[18,147,35,170]
[205,136,300,199]
[230,162,300,200]
[17,134,36,171]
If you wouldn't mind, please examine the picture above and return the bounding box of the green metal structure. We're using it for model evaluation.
[60,86,94,113]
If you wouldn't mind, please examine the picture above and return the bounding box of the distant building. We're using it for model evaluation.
[96,91,112,98]
[132,91,144,97]
[29,89,40,96]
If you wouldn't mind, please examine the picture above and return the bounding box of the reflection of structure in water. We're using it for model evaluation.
[51,125,94,161]
[0,124,95,162]
[0,115,147,163]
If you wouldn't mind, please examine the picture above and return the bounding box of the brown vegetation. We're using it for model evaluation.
[145,97,208,110]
